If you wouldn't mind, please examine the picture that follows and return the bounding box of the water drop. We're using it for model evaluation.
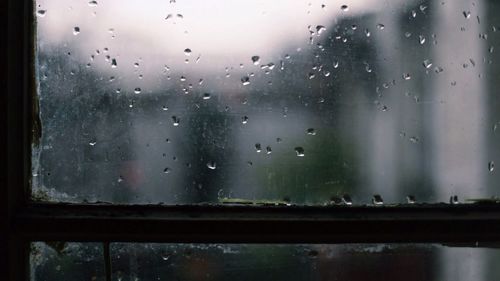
[266,146,272,155]
[89,141,97,146]
[241,76,250,86]
[180,76,186,81]
[402,73,411,80]
[365,29,371,37]
[450,195,459,205]
[255,143,262,153]
[406,195,416,204]
[37,10,46,17]
[251,56,260,65]
[134,87,141,94]
[241,116,248,124]
[308,72,315,79]
[333,61,339,68]
[409,136,419,143]
[422,59,432,69]
[163,167,171,174]
[376,23,385,30]
[295,147,305,157]
[184,48,191,56]
[207,161,216,170]
[306,128,316,135]
[73,26,80,35]
[340,5,348,11]
[419,35,426,45]
[463,11,471,19]
[342,194,353,205]
[161,253,171,261]
[202,93,211,100]
[316,25,326,35]
[172,116,180,126]
[88,1,98,7]
[489,161,495,172]
[404,32,412,38]
[111,58,117,68]
[372,194,384,205]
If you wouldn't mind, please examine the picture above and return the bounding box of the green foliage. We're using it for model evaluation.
[256,128,359,205]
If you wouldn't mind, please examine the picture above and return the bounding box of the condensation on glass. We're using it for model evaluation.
[31,242,500,281]
[32,0,500,204]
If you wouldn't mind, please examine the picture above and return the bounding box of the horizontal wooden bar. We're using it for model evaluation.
[12,203,500,244]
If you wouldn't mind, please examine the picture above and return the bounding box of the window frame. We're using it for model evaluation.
[5,1,500,280]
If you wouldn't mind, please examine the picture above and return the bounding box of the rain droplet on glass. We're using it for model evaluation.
[372,194,384,205]
[307,128,316,135]
[251,56,260,65]
[255,143,262,153]
[207,161,216,170]
[172,116,180,126]
[266,146,272,155]
[295,147,305,157]
[419,35,426,44]
[37,10,47,17]
[422,59,432,69]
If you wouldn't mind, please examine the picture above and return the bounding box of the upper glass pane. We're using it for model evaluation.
[33,0,500,204]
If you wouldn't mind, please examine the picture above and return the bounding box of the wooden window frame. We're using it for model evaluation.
[4,1,500,280]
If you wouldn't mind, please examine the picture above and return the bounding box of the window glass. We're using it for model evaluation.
[33,0,500,204]
[31,242,500,281]
[31,242,105,281]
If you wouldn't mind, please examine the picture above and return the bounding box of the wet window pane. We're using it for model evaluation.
[31,242,500,281]
[31,242,105,281]
[33,0,500,204]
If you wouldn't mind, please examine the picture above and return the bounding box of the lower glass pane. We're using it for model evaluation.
[31,242,105,281]
[31,242,500,281]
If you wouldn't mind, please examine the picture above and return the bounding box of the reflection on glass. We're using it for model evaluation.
[33,0,500,204]
[31,242,500,281]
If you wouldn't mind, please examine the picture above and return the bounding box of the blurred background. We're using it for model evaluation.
[33,0,500,205]
[30,242,500,281]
